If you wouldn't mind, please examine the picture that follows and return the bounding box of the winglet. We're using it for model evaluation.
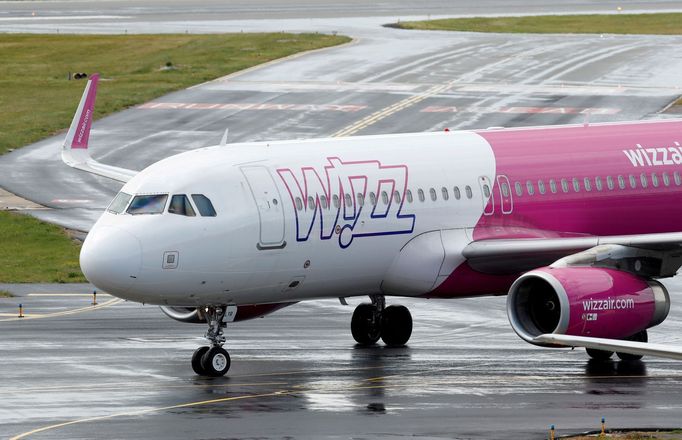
[61,74,137,183]
[64,73,99,150]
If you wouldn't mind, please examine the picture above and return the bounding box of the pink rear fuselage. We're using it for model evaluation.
[431,120,682,298]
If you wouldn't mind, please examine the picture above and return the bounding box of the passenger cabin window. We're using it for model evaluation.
[442,187,449,200]
[572,178,580,193]
[418,189,425,202]
[663,172,670,187]
[127,194,168,215]
[652,173,660,187]
[356,193,364,207]
[381,191,389,204]
[191,194,217,217]
[675,171,682,186]
[406,190,413,203]
[345,193,352,207]
[321,195,328,209]
[629,175,637,189]
[369,192,376,206]
[107,191,132,214]
[394,191,401,204]
[429,188,437,201]
[465,186,473,199]
[526,181,535,196]
[595,177,603,191]
[455,186,462,199]
[549,180,557,194]
[515,182,523,197]
[502,182,510,197]
[308,196,315,209]
[295,197,303,211]
[168,195,196,216]
[606,176,614,190]
[561,179,569,193]
[584,178,592,192]
[333,194,340,208]
[640,173,648,188]
[537,180,545,195]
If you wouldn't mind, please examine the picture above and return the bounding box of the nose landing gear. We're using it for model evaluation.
[350,295,413,347]
[192,306,231,377]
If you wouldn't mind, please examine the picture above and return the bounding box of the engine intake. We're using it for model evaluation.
[507,267,669,346]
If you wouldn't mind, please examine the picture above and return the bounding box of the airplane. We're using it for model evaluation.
[63,73,682,377]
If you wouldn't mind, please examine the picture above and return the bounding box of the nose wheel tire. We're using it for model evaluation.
[200,346,231,376]
[191,346,210,375]
[351,303,381,345]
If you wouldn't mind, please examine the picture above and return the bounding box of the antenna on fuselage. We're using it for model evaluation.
[220,128,229,146]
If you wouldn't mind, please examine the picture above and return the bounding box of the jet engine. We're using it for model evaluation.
[507,267,670,346]
[160,303,294,324]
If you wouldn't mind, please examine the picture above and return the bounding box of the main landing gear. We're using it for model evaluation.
[585,330,647,361]
[192,306,231,377]
[351,295,413,347]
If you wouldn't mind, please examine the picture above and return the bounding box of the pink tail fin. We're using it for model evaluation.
[64,73,99,149]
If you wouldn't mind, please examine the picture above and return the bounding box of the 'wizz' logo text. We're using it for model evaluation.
[277,157,416,248]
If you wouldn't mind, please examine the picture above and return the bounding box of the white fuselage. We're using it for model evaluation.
[81,131,494,306]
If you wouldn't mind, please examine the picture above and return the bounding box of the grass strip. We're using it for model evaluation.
[0,211,85,283]
[0,32,349,282]
[0,33,350,155]
[0,290,13,298]
[391,13,682,35]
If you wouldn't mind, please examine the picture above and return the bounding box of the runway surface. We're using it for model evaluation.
[2,279,682,439]
[2,1,682,438]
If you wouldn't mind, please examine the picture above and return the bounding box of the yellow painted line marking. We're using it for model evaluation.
[10,390,290,440]
[331,81,455,137]
[0,298,123,322]
[27,293,112,297]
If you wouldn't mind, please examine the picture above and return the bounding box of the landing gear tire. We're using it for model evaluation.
[191,346,210,375]
[351,303,381,345]
[201,346,231,377]
[617,330,647,361]
[586,348,614,361]
[381,305,412,347]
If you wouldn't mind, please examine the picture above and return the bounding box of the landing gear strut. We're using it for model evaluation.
[192,306,231,377]
[351,295,413,347]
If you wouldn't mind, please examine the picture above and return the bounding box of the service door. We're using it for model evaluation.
[478,175,495,216]
[241,166,286,249]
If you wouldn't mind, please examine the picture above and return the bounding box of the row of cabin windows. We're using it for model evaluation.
[293,185,477,211]
[512,171,682,197]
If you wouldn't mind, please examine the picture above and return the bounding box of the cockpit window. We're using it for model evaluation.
[107,191,132,214]
[191,194,217,217]
[127,194,168,215]
[168,194,196,217]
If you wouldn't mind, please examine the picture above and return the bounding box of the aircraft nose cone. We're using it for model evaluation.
[80,226,142,296]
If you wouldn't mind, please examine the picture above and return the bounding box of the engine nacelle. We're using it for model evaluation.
[507,267,670,346]
[160,306,204,323]
[160,303,294,324]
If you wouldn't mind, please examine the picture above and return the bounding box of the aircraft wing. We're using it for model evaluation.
[462,231,682,276]
[535,334,682,361]
[61,74,138,183]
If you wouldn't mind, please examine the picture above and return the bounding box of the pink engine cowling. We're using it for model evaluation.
[507,266,670,346]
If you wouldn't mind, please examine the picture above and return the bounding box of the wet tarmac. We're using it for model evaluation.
[1,279,682,439]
